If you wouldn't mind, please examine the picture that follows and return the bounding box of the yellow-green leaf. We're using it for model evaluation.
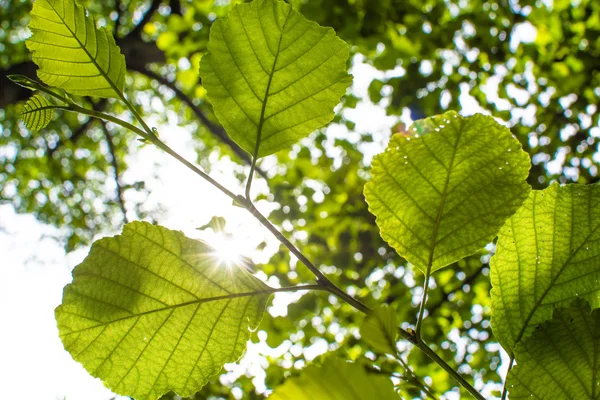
[56,222,270,400]
[199,0,352,157]
[491,184,600,353]
[507,300,600,399]
[26,0,126,98]
[21,95,54,131]
[360,306,398,355]
[364,111,531,275]
[270,358,400,400]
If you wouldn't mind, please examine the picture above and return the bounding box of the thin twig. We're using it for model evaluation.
[131,66,266,178]
[501,355,515,400]
[99,120,129,224]
[48,98,108,157]
[427,264,486,316]
[416,269,431,339]
[395,350,437,399]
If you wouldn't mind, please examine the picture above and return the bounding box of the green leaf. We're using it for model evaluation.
[55,221,270,400]
[360,305,398,355]
[364,111,531,275]
[20,95,55,131]
[8,74,49,92]
[269,358,400,400]
[491,183,600,353]
[26,0,126,98]
[199,0,352,158]
[507,300,600,399]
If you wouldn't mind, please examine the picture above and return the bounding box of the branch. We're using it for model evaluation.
[131,66,267,178]
[426,264,486,316]
[127,0,163,39]
[113,0,123,36]
[169,0,182,15]
[1,38,165,108]
[47,99,108,157]
[99,119,129,224]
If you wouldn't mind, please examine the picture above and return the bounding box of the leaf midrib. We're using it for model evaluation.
[45,0,122,98]
[426,117,463,273]
[61,288,273,336]
[251,5,292,158]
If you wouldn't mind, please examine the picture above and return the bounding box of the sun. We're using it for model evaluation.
[210,233,243,267]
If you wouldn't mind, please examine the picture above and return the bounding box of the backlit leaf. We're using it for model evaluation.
[364,111,530,275]
[56,222,270,400]
[360,305,398,355]
[491,183,600,353]
[21,95,54,131]
[199,0,352,157]
[507,300,600,399]
[270,358,400,400]
[26,0,126,98]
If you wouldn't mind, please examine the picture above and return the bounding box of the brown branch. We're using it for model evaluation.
[1,38,165,108]
[127,0,163,39]
[47,99,108,157]
[131,66,267,178]
[169,0,182,16]
[99,119,129,224]
[427,264,486,316]
[113,0,123,36]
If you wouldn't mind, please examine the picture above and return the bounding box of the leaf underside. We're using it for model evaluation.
[491,183,600,353]
[21,95,54,131]
[200,0,352,157]
[364,111,531,275]
[26,0,125,98]
[507,300,600,399]
[360,306,398,355]
[269,358,400,400]
[55,222,270,400]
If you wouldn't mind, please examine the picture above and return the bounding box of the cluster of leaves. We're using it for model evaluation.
[4,0,600,399]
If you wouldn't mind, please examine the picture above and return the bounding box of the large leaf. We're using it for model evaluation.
[364,111,530,275]
[269,358,400,400]
[56,222,270,400]
[490,183,600,353]
[26,0,126,98]
[507,300,600,399]
[199,0,352,157]
[21,95,54,131]
[360,306,398,355]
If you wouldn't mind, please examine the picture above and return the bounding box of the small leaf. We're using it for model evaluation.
[491,183,600,353]
[8,74,48,92]
[26,0,126,98]
[21,95,55,131]
[360,306,398,355]
[507,300,600,399]
[200,0,352,157]
[56,222,270,400]
[269,358,400,400]
[364,111,531,275]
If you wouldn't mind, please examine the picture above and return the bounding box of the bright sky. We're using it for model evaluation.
[0,53,520,399]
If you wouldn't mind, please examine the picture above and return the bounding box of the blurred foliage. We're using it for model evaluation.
[2,0,599,398]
